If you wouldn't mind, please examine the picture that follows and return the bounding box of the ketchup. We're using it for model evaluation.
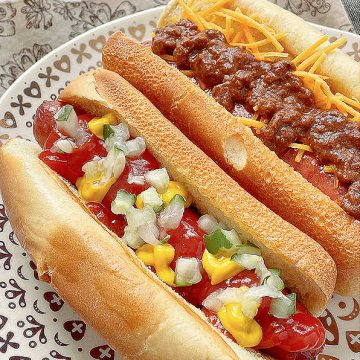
[33,101,326,358]
[87,202,126,238]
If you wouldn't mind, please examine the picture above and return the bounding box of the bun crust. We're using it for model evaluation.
[102,32,359,296]
[0,139,264,360]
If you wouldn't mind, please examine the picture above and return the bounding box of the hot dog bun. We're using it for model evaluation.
[0,69,336,358]
[159,0,360,100]
[0,139,251,360]
[102,31,360,296]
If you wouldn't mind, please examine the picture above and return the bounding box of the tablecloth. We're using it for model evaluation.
[0,0,357,96]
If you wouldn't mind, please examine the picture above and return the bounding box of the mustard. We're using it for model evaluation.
[136,244,175,286]
[88,113,117,139]
[76,174,116,203]
[161,181,192,208]
[218,303,262,348]
[135,194,144,209]
[202,249,243,285]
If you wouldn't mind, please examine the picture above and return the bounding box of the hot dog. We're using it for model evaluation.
[102,0,360,296]
[0,69,336,359]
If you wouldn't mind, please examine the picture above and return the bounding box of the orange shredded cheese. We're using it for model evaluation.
[295,149,305,163]
[218,9,284,52]
[297,37,347,71]
[198,0,232,17]
[289,143,313,152]
[177,0,205,31]
[323,165,337,174]
[292,35,329,65]
[231,33,285,48]
[292,71,360,120]
[239,117,266,128]
[253,52,289,60]
[335,93,360,110]
[231,30,244,44]
[292,71,329,81]
[309,52,327,73]
[225,14,233,42]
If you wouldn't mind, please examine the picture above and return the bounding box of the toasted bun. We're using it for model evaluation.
[159,0,360,100]
[59,68,336,314]
[0,138,270,360]
[102,32,360,296]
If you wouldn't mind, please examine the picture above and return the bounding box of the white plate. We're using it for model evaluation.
[0,6,359,360]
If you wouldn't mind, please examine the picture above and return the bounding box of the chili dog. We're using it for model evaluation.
[102,0,360,296]
[0,69,336,360]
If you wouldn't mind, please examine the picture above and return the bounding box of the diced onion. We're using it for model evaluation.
[233,243,261,256]
[125,206,156,231]
[158,195,185,230]
[54,105,79,138]
[197,214,219,234]
[175,257,202,286]
[82,158,101,179]
[123,137,146,157]
[127,173,145,185]
[245,284,283,299]
[99,147,126,183]
[52,139,76,154]
[269,293,296,318]
[144,168,169,194]
[202,287,260,319]
[221,229,241,248]
[105,123,130,151]
[122,227,145,249]
[202,289,225,312]
[139,187,163,211]
[232,254,263,270]
[111,190,136,215]
[263,273,285,291]
[137,222,160,245]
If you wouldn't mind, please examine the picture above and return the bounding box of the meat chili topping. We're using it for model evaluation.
[152,19,360,219]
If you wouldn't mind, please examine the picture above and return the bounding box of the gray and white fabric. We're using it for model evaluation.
[0,0,357,97]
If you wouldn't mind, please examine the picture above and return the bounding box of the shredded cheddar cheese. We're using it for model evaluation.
[231,33,285,49]
[309,52,327,73]
[297,37,347,72]
[292,35,329,65]
[177,0,205,31]
[323,165,336,174]
[239,117,266,128]
[198,0,232,17]
[252,52,289,60]
[295,149,305,163]
[289,143,313,152]
[217,9,284,52]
